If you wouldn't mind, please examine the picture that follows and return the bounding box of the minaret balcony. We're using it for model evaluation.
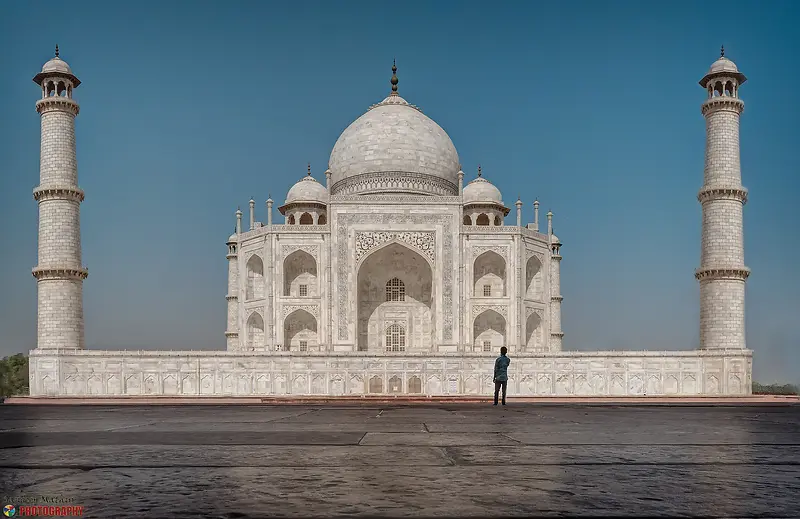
[35,96,79,115]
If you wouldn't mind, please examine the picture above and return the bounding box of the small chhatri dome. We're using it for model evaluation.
[285,166,328,204]
[34,45,81,86]
[700,46,746,87]
[463,167,503,205]
[550,231,561,245]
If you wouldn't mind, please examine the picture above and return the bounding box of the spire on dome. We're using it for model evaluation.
[55,44,59,58]
[390,59,399,95]
[307,163,311,176]
[477,165,482,177]
[720,45,725,57]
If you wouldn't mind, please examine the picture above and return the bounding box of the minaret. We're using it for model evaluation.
[225,217,239,350]
[249,198,255,230]
[32,46,87,350]
[696,47,750,351]
[547,211,563,351]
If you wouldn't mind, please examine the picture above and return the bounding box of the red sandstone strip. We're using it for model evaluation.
[4,395,798,405]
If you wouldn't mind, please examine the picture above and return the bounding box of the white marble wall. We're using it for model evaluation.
[28,349,752,396]
[230,195,554,355]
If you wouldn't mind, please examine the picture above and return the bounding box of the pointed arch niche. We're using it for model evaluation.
[474,251,506,297]
[247,312,265,351]
[284,250,318,297]
[473,309,506,353]
[356,242,434,352]
[246,255,265,300]
[525,311,544,351]
[525,254,544,300]
[283,308,318,351]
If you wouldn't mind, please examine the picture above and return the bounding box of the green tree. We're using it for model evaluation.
[0,353,29,397]
[752,381,799,395]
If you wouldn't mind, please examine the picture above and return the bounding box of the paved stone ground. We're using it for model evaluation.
[1,403,798,518]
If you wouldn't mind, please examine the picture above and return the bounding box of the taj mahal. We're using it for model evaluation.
[27,47,753,397]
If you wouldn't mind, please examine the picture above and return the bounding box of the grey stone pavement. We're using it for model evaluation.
[1,403,798,518]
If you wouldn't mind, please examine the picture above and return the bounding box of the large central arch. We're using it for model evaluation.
[356,242,434,352]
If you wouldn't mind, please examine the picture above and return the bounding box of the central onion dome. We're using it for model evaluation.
[328,62,460,196]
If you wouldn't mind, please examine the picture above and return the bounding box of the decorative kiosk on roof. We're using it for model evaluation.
[28,54,752,398]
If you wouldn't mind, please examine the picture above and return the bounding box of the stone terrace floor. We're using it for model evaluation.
[1,403,798,518]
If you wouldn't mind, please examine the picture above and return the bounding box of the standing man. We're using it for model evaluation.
[493,346,510,406]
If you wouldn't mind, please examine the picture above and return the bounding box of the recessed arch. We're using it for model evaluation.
[299,212,313,225]
[474,251,506,297]
[525,311,543,351]
[494,215,501,226]
[283,309,318,351]
[525,255,543,300]
[247,312,265,351]
[246,255,265,300]
[318,213,327,225]
[284,250,317,297]
[356,242,434,352]
[476,213,490,226]
[388,375,403,393]
[369,375,384,394]
[287,214,295,225]
[408,376,422,394]
[463,214,472,225]
[473,309,506,353]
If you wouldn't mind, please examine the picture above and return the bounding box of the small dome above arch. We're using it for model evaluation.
[285,173,327,205]
[463,168,503,205]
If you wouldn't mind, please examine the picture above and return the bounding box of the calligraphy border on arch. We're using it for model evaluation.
[337,213,454,341]
[472,245,509,260]
[282,304,320,320]
[281,244,319,259]
[354,231,435,265]
[525,248,545,263]
[472,304,508,319]
[525,306,544,319]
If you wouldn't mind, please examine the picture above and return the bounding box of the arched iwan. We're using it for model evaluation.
[473,309,505,352]
[284,250,317,297]
[247,312,264,351]
[525,311,543,351]
[356,242,434,352]
[474,251,506,297]
[283,309,318,351]
[525,255,543,300]
[246,255,265,300]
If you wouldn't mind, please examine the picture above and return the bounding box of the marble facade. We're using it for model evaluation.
[27,50,754,397]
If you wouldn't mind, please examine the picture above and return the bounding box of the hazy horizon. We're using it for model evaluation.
[1,1,797,383]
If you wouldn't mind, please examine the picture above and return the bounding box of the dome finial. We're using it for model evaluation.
[55,44,59,58]
[720,45,725,58]
[390,59,399,95]
[477,165,482,177]
[307,163,311,176]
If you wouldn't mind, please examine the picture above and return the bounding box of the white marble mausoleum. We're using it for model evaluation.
[27,49,753,397]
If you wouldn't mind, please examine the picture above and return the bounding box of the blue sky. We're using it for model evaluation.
[0,1,797,383]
